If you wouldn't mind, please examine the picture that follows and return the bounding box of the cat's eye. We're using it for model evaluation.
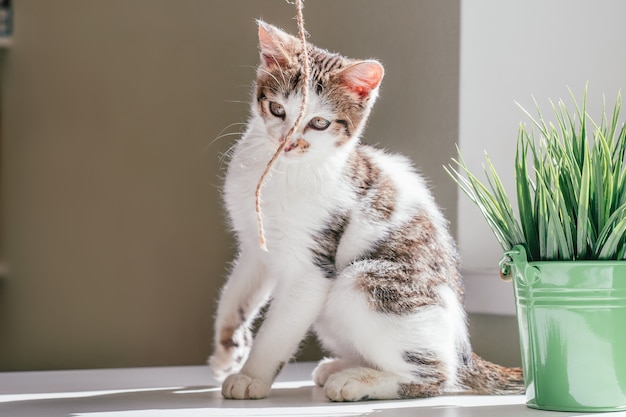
[269,101,285,118]
[309,117,331,131]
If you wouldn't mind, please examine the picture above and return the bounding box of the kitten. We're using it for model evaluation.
[209,21,524,401]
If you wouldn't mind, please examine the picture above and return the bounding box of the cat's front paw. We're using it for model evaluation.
[208,351,242,382]
[208,326,252,381]
[222,373,271,399]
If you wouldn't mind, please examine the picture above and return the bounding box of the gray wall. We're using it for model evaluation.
[0,1,503,372]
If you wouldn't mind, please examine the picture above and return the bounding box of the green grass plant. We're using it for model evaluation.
[446,88,626,261]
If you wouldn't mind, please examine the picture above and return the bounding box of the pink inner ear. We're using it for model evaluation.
[340,61,384,97]
[258,23,290,67]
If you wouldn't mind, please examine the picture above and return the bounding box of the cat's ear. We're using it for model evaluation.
[257,20,295,68]
[337,61,384,98]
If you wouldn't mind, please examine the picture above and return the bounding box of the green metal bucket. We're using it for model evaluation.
[502,245,626,412]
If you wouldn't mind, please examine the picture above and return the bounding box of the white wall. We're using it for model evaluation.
[459,0,626,314]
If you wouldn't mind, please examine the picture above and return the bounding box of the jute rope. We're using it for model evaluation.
[254,0,310,251]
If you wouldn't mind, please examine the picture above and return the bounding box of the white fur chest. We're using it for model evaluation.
[224,137,354,255]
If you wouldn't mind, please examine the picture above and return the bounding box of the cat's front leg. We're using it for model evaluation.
[221,267,331,399]
[209,253,274,381]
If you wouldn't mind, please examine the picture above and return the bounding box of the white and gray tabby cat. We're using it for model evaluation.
[209,21,524,401]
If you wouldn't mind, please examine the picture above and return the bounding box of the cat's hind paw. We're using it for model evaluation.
[222,373,271,399]
[312,357,350,387]
[324,367,399,402]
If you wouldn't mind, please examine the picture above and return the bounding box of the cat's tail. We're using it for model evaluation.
[458,353,525,395]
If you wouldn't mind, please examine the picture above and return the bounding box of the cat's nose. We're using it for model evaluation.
[284,140,296,153]
[284,138,309,153]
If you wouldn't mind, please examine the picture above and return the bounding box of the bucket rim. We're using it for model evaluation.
[500,245,626,281]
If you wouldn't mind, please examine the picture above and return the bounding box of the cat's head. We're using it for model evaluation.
[252,21,384,162]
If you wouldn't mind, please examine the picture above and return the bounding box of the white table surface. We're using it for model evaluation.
[1,362,625,417]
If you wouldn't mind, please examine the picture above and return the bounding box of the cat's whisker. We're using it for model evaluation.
[211,131,245,143]
[214,122,247,138]
[277,65,288,86]
[258,67,283,89]
[230,64,257,71]
[218,144,239,168]
[261,86,282,96]
[224,100,251,105]
[205,123,247,152]
[215,131,244,140]
[286,73,294,90]
[345,115,357,130]
[205,132,245,152]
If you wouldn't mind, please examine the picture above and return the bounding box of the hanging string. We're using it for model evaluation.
[254,0,310,251]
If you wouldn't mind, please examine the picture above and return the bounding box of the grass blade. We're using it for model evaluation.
[577,146,591,258]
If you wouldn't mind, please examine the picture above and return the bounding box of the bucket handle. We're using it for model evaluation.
[499,245,539,285]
